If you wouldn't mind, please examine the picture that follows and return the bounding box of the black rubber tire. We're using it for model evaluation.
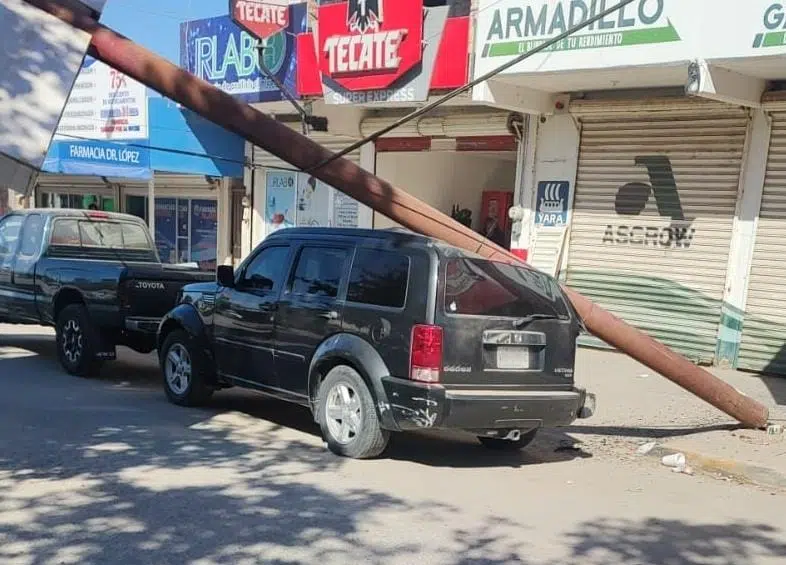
[478,429,539,451]
[160,329,214,407]
[317,365,389,459]
[55,304,103,377]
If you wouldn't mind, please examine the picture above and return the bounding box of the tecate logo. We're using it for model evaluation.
[134,281,166,291]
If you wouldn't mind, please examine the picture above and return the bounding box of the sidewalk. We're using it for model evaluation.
[570,347,786,489]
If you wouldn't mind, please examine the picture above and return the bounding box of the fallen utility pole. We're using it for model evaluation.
[23,0,770,429]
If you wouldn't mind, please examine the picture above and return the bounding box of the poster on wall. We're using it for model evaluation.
[190,199,218,271]
[333,191,359,228]
[154,198,177,263]
[54,56,148,141]
[266,170,297,233]
[296,174,331,227]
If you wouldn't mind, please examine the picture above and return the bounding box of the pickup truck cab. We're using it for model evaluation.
[157,227,596,459]
[0,209,213,375]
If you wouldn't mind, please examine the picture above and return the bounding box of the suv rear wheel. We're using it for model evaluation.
[478,429,538,451]
[317,366,389,459]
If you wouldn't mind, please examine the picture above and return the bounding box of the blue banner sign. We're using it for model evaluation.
[179,5,306,104]
[42,139,151,179]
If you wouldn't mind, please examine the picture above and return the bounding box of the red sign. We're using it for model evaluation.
[317,0,423,92]
[297,0,469,103]
[230,0,289,40]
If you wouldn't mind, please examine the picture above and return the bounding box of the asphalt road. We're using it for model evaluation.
[1,325,785,565]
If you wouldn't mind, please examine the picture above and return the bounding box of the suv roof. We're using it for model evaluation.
[265,226,493,261]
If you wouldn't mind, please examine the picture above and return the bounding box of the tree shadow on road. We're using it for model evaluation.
[562,518,786,565]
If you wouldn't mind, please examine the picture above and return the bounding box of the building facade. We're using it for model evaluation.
[472,0,786,374]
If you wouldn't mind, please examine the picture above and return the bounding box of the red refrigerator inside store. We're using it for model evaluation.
[479,190,514,249]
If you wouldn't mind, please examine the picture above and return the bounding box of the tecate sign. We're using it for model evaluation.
[319,0,423,91]
[296,0,470,104]
[230,0,289,40]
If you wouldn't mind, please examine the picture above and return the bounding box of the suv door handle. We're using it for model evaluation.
[318,310,338,320]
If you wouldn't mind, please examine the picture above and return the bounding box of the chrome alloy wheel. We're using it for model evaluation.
[325,383,362,445]
[62,319,83,364]
[165,343,192,395]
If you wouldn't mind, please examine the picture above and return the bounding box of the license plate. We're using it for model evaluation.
[496,346,531,369]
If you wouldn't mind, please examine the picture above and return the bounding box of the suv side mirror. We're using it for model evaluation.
[216,265,235,288]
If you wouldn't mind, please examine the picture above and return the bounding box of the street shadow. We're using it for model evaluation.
[562,518,786,565]
[0,376,535,564]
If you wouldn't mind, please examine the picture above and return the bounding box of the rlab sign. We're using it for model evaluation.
[230,0,289,40]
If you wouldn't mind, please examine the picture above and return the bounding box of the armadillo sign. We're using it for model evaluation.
[297,0,470,104]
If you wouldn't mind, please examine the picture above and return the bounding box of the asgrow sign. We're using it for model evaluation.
[480,0,680,58]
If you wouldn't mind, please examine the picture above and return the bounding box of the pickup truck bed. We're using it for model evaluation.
[0,208,214,375]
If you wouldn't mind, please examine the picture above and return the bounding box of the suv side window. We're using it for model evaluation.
[0,215,24,261]
[347,248,410,308]
[290,246,350,299]
[240,246,290,293]
[19,214,44,257]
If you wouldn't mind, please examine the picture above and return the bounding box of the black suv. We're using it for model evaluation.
[157,228,595,458]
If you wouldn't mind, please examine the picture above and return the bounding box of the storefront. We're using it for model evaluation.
[564,97,748,362]
[470,0,786,369]
[738,93,786,374]
[39,53,245,270]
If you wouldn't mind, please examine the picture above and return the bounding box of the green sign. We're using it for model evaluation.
[752,3,786,49]
[481,0,681,58]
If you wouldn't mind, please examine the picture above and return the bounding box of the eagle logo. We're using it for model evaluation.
[347,0,384,34]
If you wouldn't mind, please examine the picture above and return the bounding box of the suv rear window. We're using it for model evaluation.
[444,258,570,319]
[347,249,410,308]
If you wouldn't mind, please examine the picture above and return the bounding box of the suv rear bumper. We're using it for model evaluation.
[380,377,595,432]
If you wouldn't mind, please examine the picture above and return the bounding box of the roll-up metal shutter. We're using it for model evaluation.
[738,111,786,373]
[252,128,362,171]
[565,100,748,362]
[152,173,214,192]
[35,174,109,193]
[359,110,514,138]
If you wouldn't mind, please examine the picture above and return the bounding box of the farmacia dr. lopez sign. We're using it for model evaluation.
[297,0,470,104]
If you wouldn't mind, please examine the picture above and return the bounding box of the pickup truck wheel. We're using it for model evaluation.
[160,330,213,407]
[478,429,538,451]
[56,304,103,377]
[317,366,389,459]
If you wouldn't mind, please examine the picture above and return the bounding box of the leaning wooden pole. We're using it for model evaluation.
[25,0,770,428]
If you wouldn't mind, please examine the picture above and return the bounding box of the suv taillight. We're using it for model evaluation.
[409,324,443,383]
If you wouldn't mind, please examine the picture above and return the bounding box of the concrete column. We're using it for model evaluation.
[716,109,771,367]
[359,142,375,229]
[147,177,155,236]
[216,177,231,266]
[241,141,254,259]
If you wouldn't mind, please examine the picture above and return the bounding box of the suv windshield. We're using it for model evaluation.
[444,257,570,319]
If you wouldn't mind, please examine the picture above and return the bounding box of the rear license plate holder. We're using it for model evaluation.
[496,346,531,370]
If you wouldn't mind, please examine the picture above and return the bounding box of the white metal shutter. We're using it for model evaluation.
[35,174,109,193]
[359,110,514,137]
[152,173,213,192]
[738,111,786,373]
[565,102,748,362]
[252,128,361,171]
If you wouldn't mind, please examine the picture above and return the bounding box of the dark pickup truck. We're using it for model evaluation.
[0,208,213,375]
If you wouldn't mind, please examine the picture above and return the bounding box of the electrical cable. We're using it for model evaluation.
[307,0,638,173]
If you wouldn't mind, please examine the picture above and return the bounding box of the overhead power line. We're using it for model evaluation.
[307,0,638,173]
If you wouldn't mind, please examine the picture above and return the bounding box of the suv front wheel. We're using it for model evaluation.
[317,366,389,459]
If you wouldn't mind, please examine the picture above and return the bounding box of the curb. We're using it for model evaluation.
[645,445,786,492]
